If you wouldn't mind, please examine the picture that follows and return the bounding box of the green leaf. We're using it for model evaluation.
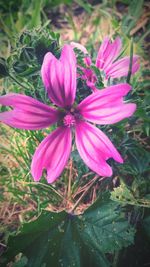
[75,0,93,13]
[1,193,135,267]
[122,140,150,174]
[121,0,143,35]
[111,184,150,208]
[81,193,135,253]
[129,0,143,19]
[28,0,42,29]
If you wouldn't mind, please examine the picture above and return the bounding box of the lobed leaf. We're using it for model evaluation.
[1,193,135,267]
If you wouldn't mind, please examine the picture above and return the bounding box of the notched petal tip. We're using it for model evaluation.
[31,127,72,183]
[75,121,123,177]
[41,44,77,108]
[126,103,137,116]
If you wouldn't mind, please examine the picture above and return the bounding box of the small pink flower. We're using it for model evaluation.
[0,45,136,183]
[96,37,140,79]
[71,42,98,92]
[71,37,140,89]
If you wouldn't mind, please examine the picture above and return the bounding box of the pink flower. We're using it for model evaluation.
[96,37,140,79]
[71,42,98,92]
[71,37,140,89]
[0,45,136,183]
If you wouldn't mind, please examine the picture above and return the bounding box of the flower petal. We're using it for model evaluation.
[86,81,99,92]
[96,37,122,70]
[71,42,88,54]
[31,126,72,183]
[75,121,123,177]
[105,55,140,78]
[96,37,110,69]
[0,93,60,130]
[71,42,92,66]
[41,44,76,108]
[77,84,136,124]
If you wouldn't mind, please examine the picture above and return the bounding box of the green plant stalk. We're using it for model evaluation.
[23,181,66,201]
[138,29,150,43]
[67,159,73,200]
[66,12,78,41]
[113,250,120,267]
[126,38,133,84]
[112,197,150,208]
[29,0,42,29]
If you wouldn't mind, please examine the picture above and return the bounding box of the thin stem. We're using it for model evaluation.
[65,11,78,41]
[138,29,150,43]
[113,199,150,208]
[71,175,102,213]
[113,251,120,267]
[9,74,30,90]
[20,181,66,201]
[126,38,133,84]
[0,243,6,248]
[67,159,73,200]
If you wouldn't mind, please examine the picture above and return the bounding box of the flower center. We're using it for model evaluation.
[63,114,76,127]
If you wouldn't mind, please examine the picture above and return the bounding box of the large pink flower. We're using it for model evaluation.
[71,37,140,90]
[0,45,136,183]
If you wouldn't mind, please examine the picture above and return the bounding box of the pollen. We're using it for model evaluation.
[63,114,76,127]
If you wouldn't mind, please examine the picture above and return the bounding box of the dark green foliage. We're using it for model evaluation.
[13,27,60,72]
[1,193,135,267]
[4,27,60,104]
[0,58,9,78]
[115,223,150,267]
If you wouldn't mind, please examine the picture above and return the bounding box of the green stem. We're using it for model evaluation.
[113,200,150,208]
[126,38,133,84]
[113,250,120,267]
[67,159,73,200]
[21,181,66,201]
[138,29,150,43]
